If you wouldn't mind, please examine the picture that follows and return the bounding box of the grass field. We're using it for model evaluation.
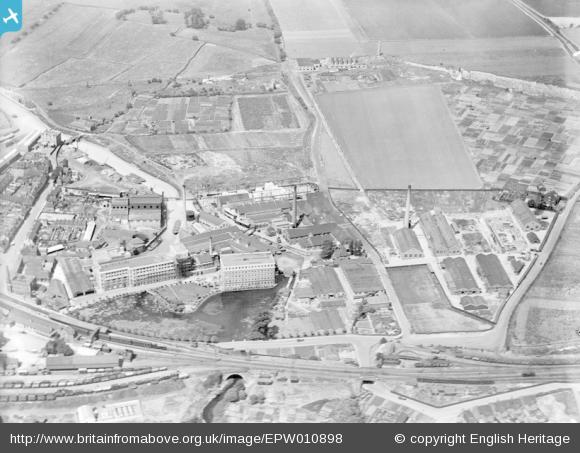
[269,0,363,57]
[388,265,491,334]
[344,0,547,40]
[237,94,299,130]
[317,85,482,190]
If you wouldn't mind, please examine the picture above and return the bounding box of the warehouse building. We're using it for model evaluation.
[510,199,542,232]
[475,254,512,295]
[111,194,163,229]
[45,354,121,371]
[392,228,423,259]
[220,252,276,291]
[440,257,480,295]
[419,211,462,256]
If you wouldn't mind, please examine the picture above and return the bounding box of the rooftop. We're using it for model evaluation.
[441,257,479,293]
[475,254,512,289]
[220,252,275,268]
[99,254,174,272]
[392,228,422,254]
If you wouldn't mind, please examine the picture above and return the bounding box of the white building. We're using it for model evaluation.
[96,255,176,291]
[220,252,276,291]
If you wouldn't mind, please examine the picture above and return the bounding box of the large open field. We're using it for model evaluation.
[317,85,482,190]
[523,0,580,16]
[343,0,547,40]
[388,265,491,334]
[509,200,580,354]
[269,0,365,57]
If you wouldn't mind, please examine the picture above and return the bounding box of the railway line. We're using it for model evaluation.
[3,292,580,386]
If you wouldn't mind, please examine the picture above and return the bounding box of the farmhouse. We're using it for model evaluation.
[420,211,462,256]
[440,257,480,295]
[475,254,512,294]
[510,199,541,232]
[392,228,423,259]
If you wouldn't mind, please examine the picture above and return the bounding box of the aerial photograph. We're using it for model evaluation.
[1,0,580,426]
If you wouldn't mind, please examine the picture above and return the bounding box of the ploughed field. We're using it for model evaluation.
[317,85,482,190]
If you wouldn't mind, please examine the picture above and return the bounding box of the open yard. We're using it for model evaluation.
[343,0,547,40]
[317,85,482,190]
[388,265,491,334]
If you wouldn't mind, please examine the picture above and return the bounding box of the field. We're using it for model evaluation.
[317,85,482,190]
[269,0,365,57]
[509,200,580,354]
[523,0,580,16]
[236,94,299,130]
[343,0,547,40]
[388,265,491,334]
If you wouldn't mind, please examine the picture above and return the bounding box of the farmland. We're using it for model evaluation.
[523,0,580,16]
[115,95,232,135]
[317,85,482,190]
[269,0,364,57]
[343,0,547,40]
[388,265,491,334]
[509,200,580,354]
[442,80,580,194]
[236,94,299,130]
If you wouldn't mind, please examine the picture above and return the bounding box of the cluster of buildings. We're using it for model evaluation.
[0,153,50,251]
[296,56,368,72]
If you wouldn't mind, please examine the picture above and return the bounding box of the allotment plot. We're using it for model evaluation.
[317,85,482,190]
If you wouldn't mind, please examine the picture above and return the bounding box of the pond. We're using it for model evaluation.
[79,277,288,342]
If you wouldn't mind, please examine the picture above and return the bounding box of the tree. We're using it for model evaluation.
[184,7,206,29]
[235,18,248,31]
[44,337,73,356]
[321,235,335,259]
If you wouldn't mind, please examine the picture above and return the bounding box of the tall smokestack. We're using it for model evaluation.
[182,184,187,221]
[404,184,412,228]
[293,185,298,227]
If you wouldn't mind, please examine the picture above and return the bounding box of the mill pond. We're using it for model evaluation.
[75,277,288,342]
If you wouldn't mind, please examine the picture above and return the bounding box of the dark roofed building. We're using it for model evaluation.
[475,254,512,294]
[510,199,541,232]
[392,228,423,259]
[58,257,95,298]
[45,354,121,371]
[420,211,461,256]
[441,257,480,295]
[285,223,337,241]
[338,259,383,297]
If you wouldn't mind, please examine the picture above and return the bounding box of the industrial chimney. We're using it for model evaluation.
[404,184,412,228]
